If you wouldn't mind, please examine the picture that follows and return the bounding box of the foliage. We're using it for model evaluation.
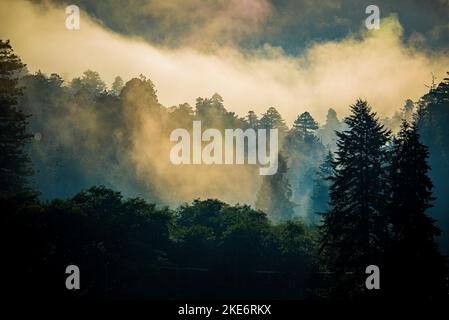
[1,41,448,299]
[0,40,33,193]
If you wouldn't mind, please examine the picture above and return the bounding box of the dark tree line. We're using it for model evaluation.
[1,40,448,299]
[3,187,317,299]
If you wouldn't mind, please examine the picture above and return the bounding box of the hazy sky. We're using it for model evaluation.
[1,0,448,123]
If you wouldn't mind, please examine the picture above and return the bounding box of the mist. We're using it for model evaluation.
[1,0,449,124]
[3,0,449,216]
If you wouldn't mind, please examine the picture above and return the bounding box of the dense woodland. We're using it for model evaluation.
[1,39,448,299]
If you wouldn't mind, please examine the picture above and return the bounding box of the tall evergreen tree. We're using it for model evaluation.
[292,111,319,137]
[259,107,288,135]
[402,99,414,123]
[417,73,449,256]
[256,153,295,222]
[283,111,325,220]
[246,110,259,129]
[320,100,390,296]
[317,108,342,151]
[0,40,33,193]
[70,70,106,95]
[111,76,124,95]
[386,120,448,298]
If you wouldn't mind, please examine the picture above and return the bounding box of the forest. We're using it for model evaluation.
[1,39,448,299]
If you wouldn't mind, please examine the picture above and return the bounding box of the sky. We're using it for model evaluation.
[1,0,449,123]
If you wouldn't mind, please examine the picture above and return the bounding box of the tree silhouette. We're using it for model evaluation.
[70,70,107,95]
[111,76,124,95]
[246,110,259,129]
[0,40,33,193]
[386,120,448,298]
[259,107,288,135]
[292,111,319,137]
[317,108,342,151]
[417,73,449,256]
[320,100,391,297]
[195,93,245,129]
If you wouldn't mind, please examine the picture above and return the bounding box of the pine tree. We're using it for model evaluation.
[402,99,414,123]
[320,99,390,296]
[318,108,342,151]
[259,107,288,135]
[324,108,340,129]
[292,111,319,137]
[70,70,106,95]
[256,153,296,222]
[0,40,33,193]
[246,110,259,129]
[386,120,448,298]
[111,76,124,95]
[417,73,449,256]
[283,111,325,220]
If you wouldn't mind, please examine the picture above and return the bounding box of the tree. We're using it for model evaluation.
[292,111,319,137]
[173,199,271,271]
[195,93,244,129]
[70,70,106,95]
[283,111,326,220]
[256,153,296,222]
[386,120,448,298]
[417,73,449,256]
[196,93,226,122]
[49,73,64,88]
[246,110,259,129]
[402,99,414,123]
[311,150,334,225]
[320,99,391,297]
[273,220,316,274]
[0,40,33,193]
[120,75,161,112]
[168,103,194,130]
[111,76,124,95]
[259,107,288,135]
[317,108,342,151]
[381,99,415,133]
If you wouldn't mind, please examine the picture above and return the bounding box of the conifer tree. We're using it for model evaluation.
[292,111,319,137]
[70,70,106,95]
[0,40,33,193]
[387,120,448,298]
[246,110,259,129]
[318,108,342,151]
[259,107,288,135]
[111,76,124,95]
[417,73,449,256]
[284,111,325,219]
[320,100,391,296]
[256,153,295,222]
